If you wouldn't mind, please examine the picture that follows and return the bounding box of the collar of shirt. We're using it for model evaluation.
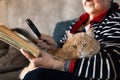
[71,3,119,33]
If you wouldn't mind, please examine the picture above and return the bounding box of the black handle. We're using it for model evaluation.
[26,18,41,38]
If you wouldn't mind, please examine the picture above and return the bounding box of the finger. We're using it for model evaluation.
[34,39,43,44]
[37,42,46,46]
[40,50,48,56]
[20,49,35,60]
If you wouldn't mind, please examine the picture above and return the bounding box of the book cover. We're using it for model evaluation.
[0,24,40,57]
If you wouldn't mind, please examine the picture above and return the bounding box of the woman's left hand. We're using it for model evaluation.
[20,49,64,71]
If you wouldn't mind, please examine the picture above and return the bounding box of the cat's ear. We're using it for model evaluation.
[65,30,73,40]
[86,28,94,37]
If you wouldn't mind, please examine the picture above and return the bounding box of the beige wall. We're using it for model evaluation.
[0,0,120,36]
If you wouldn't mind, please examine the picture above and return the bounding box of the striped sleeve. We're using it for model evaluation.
[68,45,120,79]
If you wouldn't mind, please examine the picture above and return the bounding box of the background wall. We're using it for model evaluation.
[0,0,120,37]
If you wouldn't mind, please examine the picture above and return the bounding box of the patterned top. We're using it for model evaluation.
[60,3,120,80]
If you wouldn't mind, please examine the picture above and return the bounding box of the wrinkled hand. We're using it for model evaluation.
[34,34,57,50]
[20,49,64,71]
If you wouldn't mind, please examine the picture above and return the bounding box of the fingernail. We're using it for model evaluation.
[20,49,23,53]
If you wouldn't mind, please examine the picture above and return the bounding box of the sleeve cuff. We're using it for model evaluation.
[64,59,76,73]
[64,60,70,72]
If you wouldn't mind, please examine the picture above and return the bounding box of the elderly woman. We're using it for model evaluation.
[21,0,120,80]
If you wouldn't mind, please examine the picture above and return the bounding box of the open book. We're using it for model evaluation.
[0,24,40,57]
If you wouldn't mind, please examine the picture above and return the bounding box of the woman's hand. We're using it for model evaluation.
[34,34,57,50]
[20,49,64,71]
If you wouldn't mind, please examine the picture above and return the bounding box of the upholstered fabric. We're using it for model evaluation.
[53,19,75,47]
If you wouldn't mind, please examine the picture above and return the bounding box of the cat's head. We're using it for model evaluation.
[63,28,100,58]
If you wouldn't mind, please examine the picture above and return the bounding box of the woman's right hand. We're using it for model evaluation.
[34,33,57,50]
[20,49,64,71]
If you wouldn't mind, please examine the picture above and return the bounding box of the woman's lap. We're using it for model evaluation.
[23,68,78,80]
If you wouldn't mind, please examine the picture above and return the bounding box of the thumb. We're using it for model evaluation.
[20,49,35,60]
